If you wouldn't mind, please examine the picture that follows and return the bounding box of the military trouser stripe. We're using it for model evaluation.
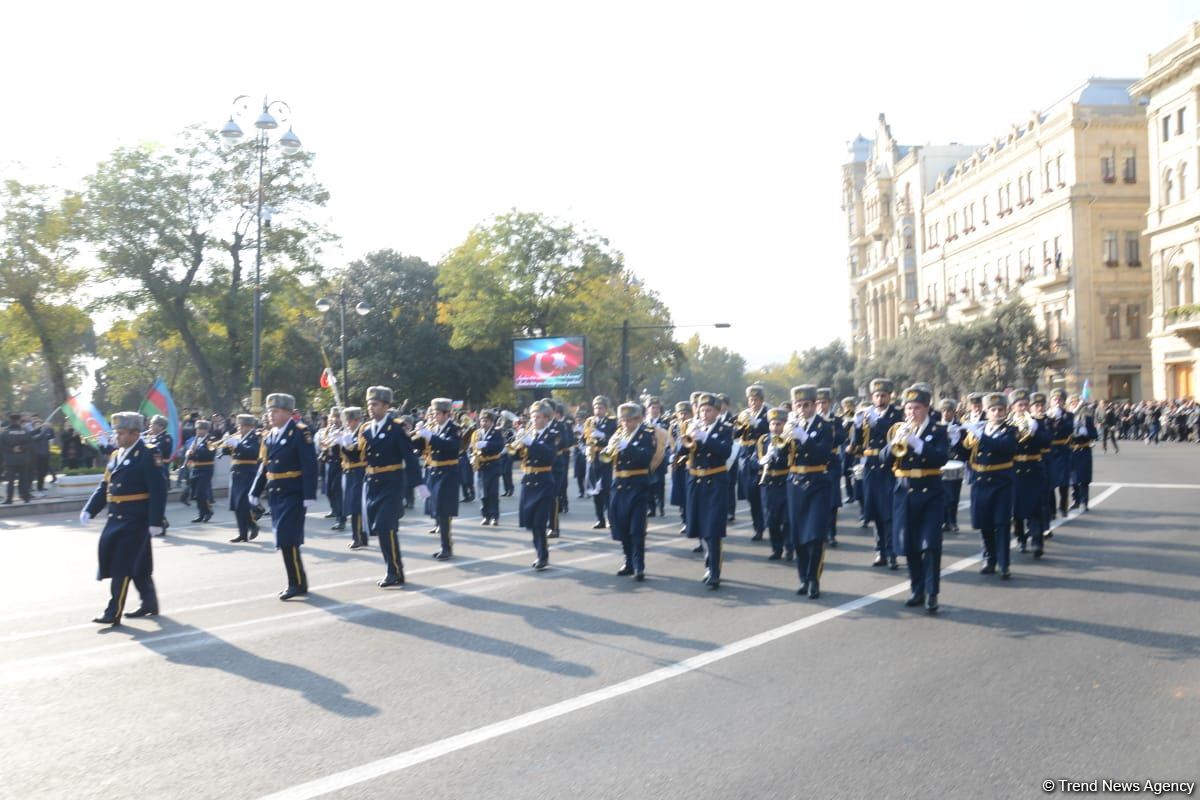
[115,576,131,617]
[291,547,305,587]
[817,542,826,580]
[389,530,401,574]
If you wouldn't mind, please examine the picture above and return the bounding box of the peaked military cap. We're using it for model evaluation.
[869,378,894,394]
[902,385,931,406]
[767,407,789,423]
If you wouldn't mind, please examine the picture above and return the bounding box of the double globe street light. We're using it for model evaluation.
[218,96,303,412]
[316,290,372,402]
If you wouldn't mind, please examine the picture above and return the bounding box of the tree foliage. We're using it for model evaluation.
[748,340,857,405]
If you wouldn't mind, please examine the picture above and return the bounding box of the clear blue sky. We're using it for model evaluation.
[2,0,1195,367]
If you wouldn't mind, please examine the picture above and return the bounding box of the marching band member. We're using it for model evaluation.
[584,395,618,529]
[1045,388,1074,519]
[816,387,844,548]
[319,407,345,530]
[457,412,477,504]
[717,393,738,523]
[572,409,588,499]
[605,402,658,580]
[338,407,368,549]
[553,401,574,522]
[81,412,166,624]
[669,401,693,536]
[248,394,318,600]
[1008,389,1051,557]
[854,378,903,569]
[185,419,217,523]
[962,392,1017,579]
[221,413,263,543]
[939,398,965,533]
[144,415,173,535]
[472,409,506,526]
[514,400,558,570]
[359,386,426,587]
[884,386,950,612]
[1068,396,1098,511]
[735,385,770,541]
[758,407,792,561]
[1029,392,1056,538]
[839,397,859,512]
[683,392,734,590]
[783,385,832,599]
[645,397,669,518]
[413,398,460,561]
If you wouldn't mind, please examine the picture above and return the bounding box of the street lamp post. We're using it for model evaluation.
[316,287,372,401]
[618,320,732,402]
[218,96,303,411]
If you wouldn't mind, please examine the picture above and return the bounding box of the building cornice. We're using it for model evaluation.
[1131,23,1200,97]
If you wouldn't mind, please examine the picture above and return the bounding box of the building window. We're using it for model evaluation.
[1054,236,1063,270]
[1180,162,1188,201]
[1123,150,1136,183]
[1163,116,1171,142]
[1103,231,1118,266]
[1125,232,1140,266]
[982,195,989,223]
[1044,160,1053,190]
[1178,107,1186,135]
[1163,168,1174,205]
[905,274,917,301]
[1101,151,1116,183]
[1056,154,1064,186]
[1106,305,1121,340]
[1127,304,1142,340]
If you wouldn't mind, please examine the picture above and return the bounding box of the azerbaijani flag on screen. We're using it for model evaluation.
[512,336,586,389]
[139,378,181,457]
[61,395,113,444]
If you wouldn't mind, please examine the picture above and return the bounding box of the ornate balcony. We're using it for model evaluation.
[1165,305,1200,347]
[1045,338,1071,365]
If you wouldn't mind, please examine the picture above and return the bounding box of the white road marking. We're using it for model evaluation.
[256,485,1124,800]
[1093,482,1200,490]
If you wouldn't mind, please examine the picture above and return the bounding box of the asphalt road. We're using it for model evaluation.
[3,444,1198,799]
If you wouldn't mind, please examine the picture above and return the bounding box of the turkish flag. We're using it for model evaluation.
[319,368,332,389]
[514,340,584,385]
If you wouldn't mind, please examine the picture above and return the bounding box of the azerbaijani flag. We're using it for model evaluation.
[139,378,181,457]
[61,395,113,445]
[1080,378,1092,402]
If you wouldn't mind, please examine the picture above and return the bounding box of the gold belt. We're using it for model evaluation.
[863,448,880,456]
[108,492,150,503]
[893,468,942,478]
[1071,444,1093,450]
[1013,454,1042,462]
[972,461,1013,472]
[1051,438,1070,446]
[428,459,459,468]
[231,459,258,466]
[366,463,405,475]
[267,470,303,480]
[764,469,790,477]
[475,454,501,464]
[614,468,649,478]
[689,466,727,477]
[790,465,827,474]
[342,460,367,469]
[523,465,553,474]
[189,460,214,467]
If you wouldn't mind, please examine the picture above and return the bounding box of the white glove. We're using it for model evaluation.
[906,433,924,454]
[249,495,259,506]
[226,435,241,447]
[475,439,485,450]
[590,430,605,441]
[618,435,631,451]
[79,510,92,526]
[1048,407,1062,419]
[965,421,986,438]
[1028,419,1039,435]
[521,432,535,446]
[148,526,162,536]
[339,432,357,447]
[416,484,431,500]
[854,410,866,426]
[417,428,434,440]
[791,427,808,443]
[691,428,708,443]
[303,499,313,508]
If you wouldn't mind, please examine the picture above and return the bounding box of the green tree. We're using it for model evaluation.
[749,340,857,404]
[0,180,93,407]
[659,334,746,402]
[437,211,676,402]
[81,127,331,411]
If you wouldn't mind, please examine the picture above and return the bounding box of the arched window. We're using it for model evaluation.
[1185,264,1195,305]
[1179,162,1188,202]
[1168,266,1182,306]
[1163,168,1174,205]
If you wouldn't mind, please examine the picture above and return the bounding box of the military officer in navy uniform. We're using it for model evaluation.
[604,402,657,580]
[668,401,693,536]
[319,408,346,530]
[839,397,859,511]
[1008,389,1051,557]
[781,386,832,598]
[359,386,426,586]
[962,392,1018,579]
[644,397,669,518]
[514,400,559,570]
[249,394,319,599]
[185,419,217,523]
[939,399,965,533]
[735,385,770,541]
[584,395,618,529]
[853,378,903,569]
[553,401,574,522]
[338,407,369,549]
[144,415,174,534]
[221,413,263,543]
[963,391,985,525]
[1045,388,1074,519]
[413,398,461,560]
[471,409,506,526]
[682,392,734,590]
[82,412,166,624]
[884,386,950,612]
[572,408,588,499]
[816,388,845,548]
[1029,392,1056,538]
[757,407,792,561]
[1068,396,1098,511]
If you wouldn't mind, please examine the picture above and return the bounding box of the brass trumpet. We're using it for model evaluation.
[888,419,917,458]
[597,426,633,464]
[1007,409,1035,442]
